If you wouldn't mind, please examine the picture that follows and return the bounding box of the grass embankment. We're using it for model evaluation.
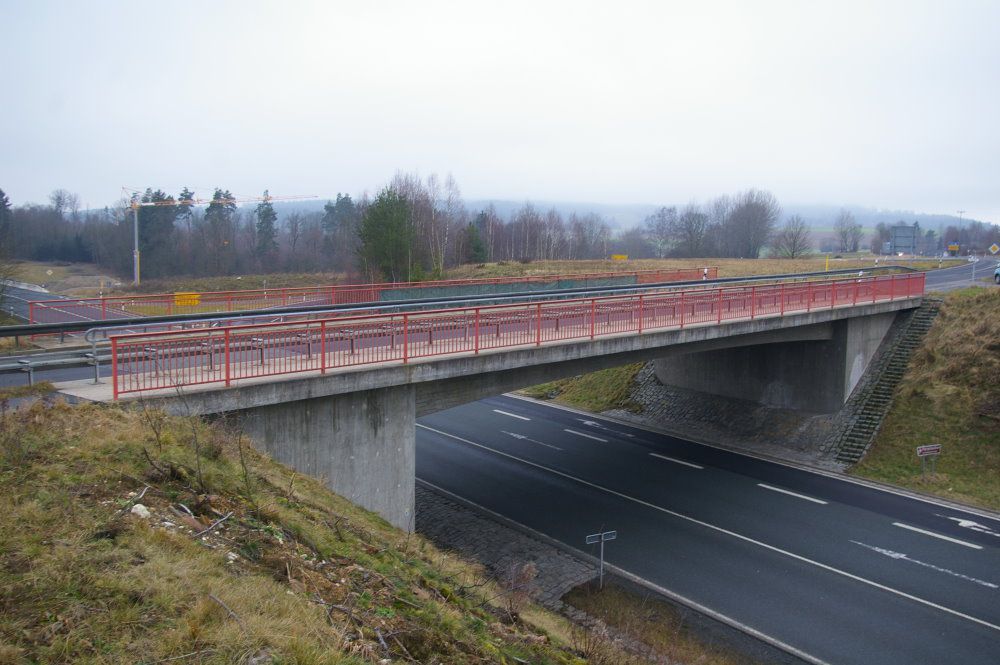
[565,583,756,665]
[0,401,633,664]
[446,257,950,281]
[852,288,1000,511]
[7,260,112,297]
[520,364,644,413]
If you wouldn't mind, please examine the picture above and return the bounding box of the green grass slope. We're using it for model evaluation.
[853,288,1000,510]
[0,400,617,664]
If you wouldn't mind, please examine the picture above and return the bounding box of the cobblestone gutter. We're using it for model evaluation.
[415,484,596,616]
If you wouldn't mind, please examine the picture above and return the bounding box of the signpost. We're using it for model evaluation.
[585,530,617,589]
[990,243,999,255]
[916,444,941,476]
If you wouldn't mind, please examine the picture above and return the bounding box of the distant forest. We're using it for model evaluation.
[1,176,997,283]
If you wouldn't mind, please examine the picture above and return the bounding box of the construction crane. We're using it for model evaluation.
[123,188,316,285]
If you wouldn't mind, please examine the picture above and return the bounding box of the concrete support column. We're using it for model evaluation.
[239,384,415,531]
[654,312,897,413]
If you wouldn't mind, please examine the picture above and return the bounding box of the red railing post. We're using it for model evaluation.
[111,337,119,400]
[780,283,785,316]
[717,288,723,324]
[807,283,813,312]
[320,321,327,374]
[224,329,231,387]
[403,314,409,363]
[536,303,542,346]
[853,279,858,305]
[227,294,233,312]
[474,308,480,354]
[680,291,686,327]
[590,300,596,339]
[101,299,107,321]
[890,275,895,300]
[638,295,644,333]
[750,286,756,319]
[29,301,35,324]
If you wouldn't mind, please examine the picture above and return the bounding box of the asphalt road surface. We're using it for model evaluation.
[416,395,1000,665]
[923,257,999,291]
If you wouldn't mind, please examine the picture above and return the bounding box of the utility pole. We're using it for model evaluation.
[132,204,141,285]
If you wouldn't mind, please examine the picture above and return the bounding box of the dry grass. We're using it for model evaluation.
[852,287,1000,510]
[564,582,760,665]
[520,364,644,413]
[0,401,628,664]
[445,257,951,281]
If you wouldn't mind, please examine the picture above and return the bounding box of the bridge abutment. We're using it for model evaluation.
[238,384,416,531]
[653,311,896,412]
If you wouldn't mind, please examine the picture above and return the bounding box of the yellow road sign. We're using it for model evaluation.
[174,292,201,307]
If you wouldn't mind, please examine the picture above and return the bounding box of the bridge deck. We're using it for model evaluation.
[56,273,925,403]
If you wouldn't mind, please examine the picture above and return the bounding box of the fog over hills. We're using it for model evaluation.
[269,198,978,236]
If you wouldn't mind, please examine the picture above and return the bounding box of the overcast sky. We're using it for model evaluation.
[2,0,998,222]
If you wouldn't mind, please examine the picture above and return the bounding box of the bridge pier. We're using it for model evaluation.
[239,385,416,531]
[653,311,896,412]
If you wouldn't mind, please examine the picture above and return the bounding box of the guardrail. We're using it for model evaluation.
[29,267,718,324]
[110,272,925,399]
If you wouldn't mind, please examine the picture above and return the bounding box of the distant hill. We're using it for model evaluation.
[266,198,982,236]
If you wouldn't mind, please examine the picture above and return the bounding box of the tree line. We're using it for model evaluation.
[2,179,998,284]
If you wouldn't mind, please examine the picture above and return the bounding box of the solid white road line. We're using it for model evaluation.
[416,477,832,665]
[757,483,828,505]
[416,423,1000,634]
[892,522,983,550]
[492,409,530,421]
[649,452,704,469]
[563,428,607,443]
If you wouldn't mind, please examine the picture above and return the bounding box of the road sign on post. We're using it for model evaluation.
[990,243,999,255]
[585,530,617,590]
[917,444,942,477]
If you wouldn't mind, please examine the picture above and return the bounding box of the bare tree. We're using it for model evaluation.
[834,210,862,253]
[725,189,780,258]
[642,206,676,258]
[670,204,709,257]
[772,215,812,258]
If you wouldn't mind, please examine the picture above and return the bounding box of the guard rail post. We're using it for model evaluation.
[680,291,686,327]
[750,286,756,319]
[890,274,896,300]
[717,288,723,324]
[780,282,785,316]
[474,308,480,354]
[638,294,644,333]
[535,303,542,346]
[403,314,409,363]
[111,338,119,399]
[590,300,596,339]
[224,329,231,387]
[28,301,35,325]
[320,321,327,374]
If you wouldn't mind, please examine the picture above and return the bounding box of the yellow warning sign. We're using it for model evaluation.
[174,292,201,307]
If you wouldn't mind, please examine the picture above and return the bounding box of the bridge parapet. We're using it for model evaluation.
[107,272,924,399]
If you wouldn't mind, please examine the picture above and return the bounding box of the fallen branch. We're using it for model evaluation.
[208,593,246,630]
[117,485,150,516]
[194,511,233,537]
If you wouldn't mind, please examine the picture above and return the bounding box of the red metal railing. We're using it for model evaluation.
[110,272,925,398]
[29,267,718,325]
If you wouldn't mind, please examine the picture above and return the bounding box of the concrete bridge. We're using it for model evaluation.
[58,272,925,530]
